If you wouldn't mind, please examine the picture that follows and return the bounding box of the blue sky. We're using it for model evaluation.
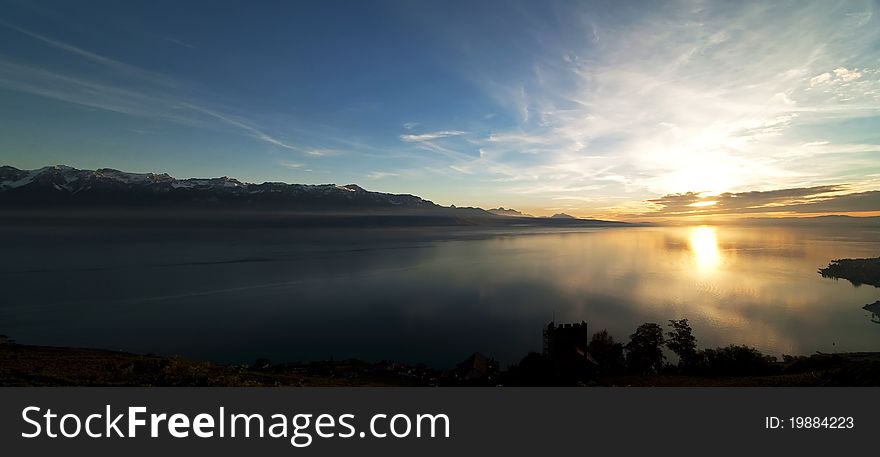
[1,0,879,219]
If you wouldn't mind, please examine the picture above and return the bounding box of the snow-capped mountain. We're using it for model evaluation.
[0,165,446,210]
[487,207,533,217]
[0,165,629,226]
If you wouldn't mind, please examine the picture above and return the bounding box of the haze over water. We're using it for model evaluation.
[1,224,878,367]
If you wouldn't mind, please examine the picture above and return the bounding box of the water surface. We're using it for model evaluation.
[2,224,879,367]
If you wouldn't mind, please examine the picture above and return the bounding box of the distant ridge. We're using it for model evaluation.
[0,164,455,211]
[488,207,532,217]
[0,165,628,227]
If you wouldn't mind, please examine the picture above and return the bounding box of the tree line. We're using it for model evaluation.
[503,319,782,385]
[598,319,779,376]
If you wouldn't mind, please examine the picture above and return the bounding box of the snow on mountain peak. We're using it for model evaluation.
[0,165,440,210]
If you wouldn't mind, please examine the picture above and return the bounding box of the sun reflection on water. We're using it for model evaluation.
[689,226,721,273]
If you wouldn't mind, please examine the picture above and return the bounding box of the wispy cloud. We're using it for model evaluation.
[162,36,195,49]
[399,130,469,142]
[303,148,342,157]
[0,60,191,121]
[0,57,303,152]
[1,21,177,87]
[278,160,304,169]
[367,171,399,180]
[0,23,309,153]
[181,103,298,150]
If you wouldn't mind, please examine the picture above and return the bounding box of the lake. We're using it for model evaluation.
[2,223,879,367]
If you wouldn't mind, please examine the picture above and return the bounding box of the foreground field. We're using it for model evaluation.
[2,343,879,387]
[0,344,424,387]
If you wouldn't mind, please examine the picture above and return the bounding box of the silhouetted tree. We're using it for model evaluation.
[700,345,778,376]
[666,319,698,370]
[625,323,665,374]
[505,352,555,386]
[587,330,624,373]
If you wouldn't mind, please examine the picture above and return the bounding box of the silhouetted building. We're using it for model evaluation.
[544,321,589,357]
[543,321,597,375]
[452,352,499,382]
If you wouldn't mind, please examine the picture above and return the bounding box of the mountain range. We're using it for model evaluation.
[0,165,445,210]
[0,165,626,227]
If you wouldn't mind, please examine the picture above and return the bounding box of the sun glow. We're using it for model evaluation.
[689,226,721,273]
[688,200,718,208]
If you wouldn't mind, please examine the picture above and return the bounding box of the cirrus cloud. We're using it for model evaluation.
[399,130,469,142]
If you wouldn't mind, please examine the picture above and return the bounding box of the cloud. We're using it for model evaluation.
[847,11,873,26]
[162,37,195,49]
[399,130,468,142]
[1,21,177,87]
[809,72,833,87]
[303,148,342,157]
[0,24,307,153]
[278,160,304,169]
[833,67,863,82]
[0,60,191,121]
[446,1,880,215]
[811,67,864,86]
[366,171,399,180]
[181,103,298,150]
[638,185,880,217]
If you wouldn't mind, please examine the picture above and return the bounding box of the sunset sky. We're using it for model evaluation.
[1,0,878,220]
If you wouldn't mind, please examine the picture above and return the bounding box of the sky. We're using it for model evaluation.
[0,0,878,220]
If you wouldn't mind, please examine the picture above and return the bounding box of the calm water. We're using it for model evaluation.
[2,224,879,367]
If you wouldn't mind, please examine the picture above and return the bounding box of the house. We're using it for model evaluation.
[453,352,499,382]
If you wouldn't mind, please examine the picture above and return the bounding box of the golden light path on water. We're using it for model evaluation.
[689,226,722,273]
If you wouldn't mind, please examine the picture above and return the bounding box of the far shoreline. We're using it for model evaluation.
[819,257,880,288]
